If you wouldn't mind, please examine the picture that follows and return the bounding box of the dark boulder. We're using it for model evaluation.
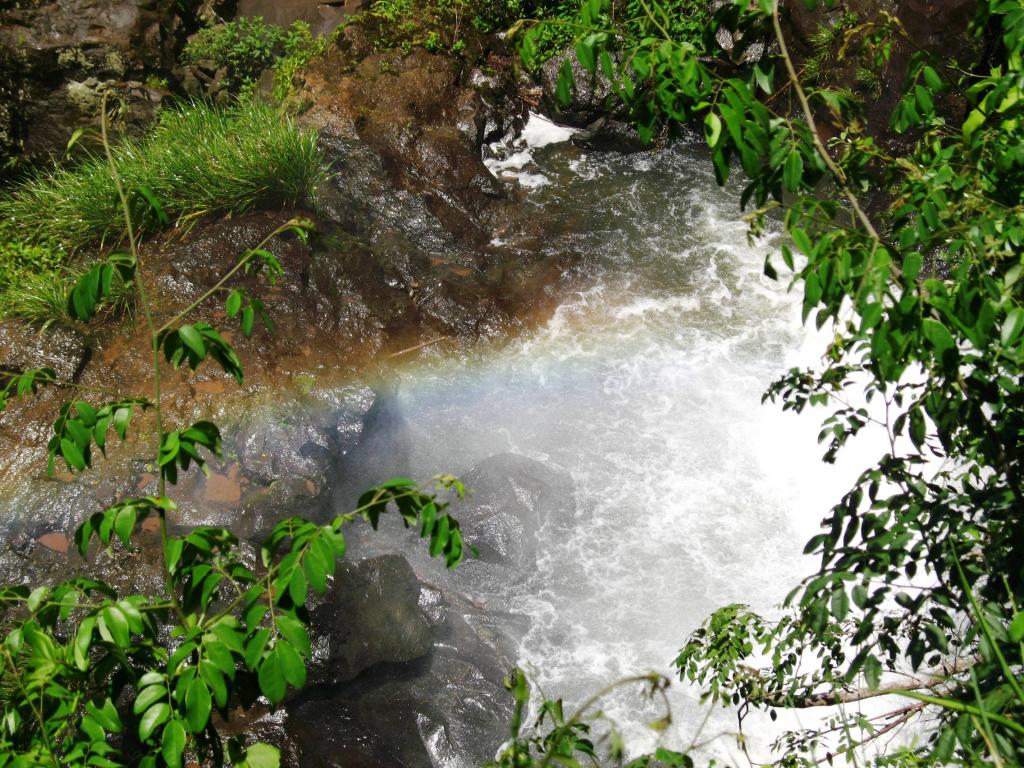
[352,653,512,768]
[311,554,433,684]
[289,554,524,768]
[570,115,650,153]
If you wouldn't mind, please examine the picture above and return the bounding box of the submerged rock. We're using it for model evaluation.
[457,453,575,570]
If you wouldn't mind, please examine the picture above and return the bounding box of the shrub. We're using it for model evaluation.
[183,18,334,99]
[183,17,290,87]
[0,227,61,284]
[0,100,324,255]
[520,0,1024,763]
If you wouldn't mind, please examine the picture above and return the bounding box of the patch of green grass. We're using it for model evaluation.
[0,264,133,329]
[0,100,325,255]
[0,268,76,329]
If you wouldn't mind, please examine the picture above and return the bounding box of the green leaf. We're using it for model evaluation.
[922,318,955,353]
[1009,612,1024,642]
[87,697,122,733]
[1001,307,1024,346]
[177,325,207,360]
[241,305,255,337]
[185,678,212,734]
[113,406,132,440]
[245,628,271,670]
[962,108,986,142]
[258,646,286,703]
[275,614,311,658]
[791,228,814,256]
[239,743,280,768]
[60,437,87,471]
[783,149,803,192]
[704,112,722,149]
[288,566,307,606]
[133,684,168,716]
[575,39,595,73]
[555,60,573,107]
[226,290,243,318]
[138,701,170,742]
[161,719,186,768]
[101,604,130,647]
[864,655,882,689]
[277,638,307,689]
[73,616,96,671]
[114,505,137,548]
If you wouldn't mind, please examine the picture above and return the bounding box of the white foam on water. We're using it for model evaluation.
[521,112,580,147]
[484,112,579,189]
[398,140,887,763]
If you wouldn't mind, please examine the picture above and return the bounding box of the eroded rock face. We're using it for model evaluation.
[0,0,213,167]
[299,40,525,245]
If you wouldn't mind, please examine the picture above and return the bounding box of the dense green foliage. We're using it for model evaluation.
[0,101,322,257]
[0,127,468,766]
[511,0,1024,764]
[182,18,334,100]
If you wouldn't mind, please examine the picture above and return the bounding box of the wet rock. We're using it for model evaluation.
[456,453,575,570]
[311,554,432,684]
[351,653,512,768]
[333,381,412,507]
[287,697,402,768]
[215,705,303,768]
[0,321,89,381]
[571,115,650,153]
[0,518,167,600]
[299,45,525,244]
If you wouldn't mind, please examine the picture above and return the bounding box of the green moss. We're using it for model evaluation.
[0,100,324,255]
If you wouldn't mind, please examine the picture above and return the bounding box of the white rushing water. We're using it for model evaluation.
[395,117,879,762]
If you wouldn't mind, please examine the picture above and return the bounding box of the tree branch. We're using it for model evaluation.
[759,654,979,708]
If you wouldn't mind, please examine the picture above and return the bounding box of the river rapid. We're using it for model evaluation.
[361,117,877,762]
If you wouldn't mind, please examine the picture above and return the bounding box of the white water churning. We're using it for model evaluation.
[394,119,866,761]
